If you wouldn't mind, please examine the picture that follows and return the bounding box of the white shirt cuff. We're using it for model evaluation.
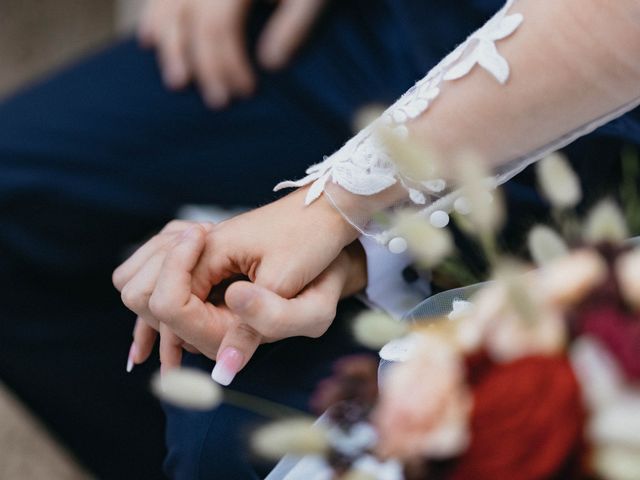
[357,235,431,319]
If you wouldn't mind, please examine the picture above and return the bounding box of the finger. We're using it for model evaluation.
[213,261,347,386]
[150,225,206,318]
[183,343,199,354]
[159,323,184,375]
[226,271,341,341]
[138,0,164,47]
[112,220,197,291]
[190,229,238,300]
[190,14,229,107]
[133,317,159,365]
[210,323,261,386]
[157,6,190,89]
[218,29,255,97]
[120,251,166,319]
[149,226,227,358]
[139,0,183,48]
[257,0,325,70]
[113,235,170,291]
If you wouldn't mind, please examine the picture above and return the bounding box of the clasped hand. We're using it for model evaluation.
[112,189,363,385]
[139,0,327,107]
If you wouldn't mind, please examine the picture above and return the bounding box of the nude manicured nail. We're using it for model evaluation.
[126,343,138,373]
[211,348,244,386]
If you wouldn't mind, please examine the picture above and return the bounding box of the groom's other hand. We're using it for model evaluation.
[138,0,327,108]
[212,240,367,385]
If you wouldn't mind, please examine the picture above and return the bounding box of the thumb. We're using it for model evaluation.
[225,280,284,329]
[210,282,264,386]
[226,280,318,338]
[257,0,326,70]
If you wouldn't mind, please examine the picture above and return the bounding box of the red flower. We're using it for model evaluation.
[450,355,586,480]
[574,304,640,381]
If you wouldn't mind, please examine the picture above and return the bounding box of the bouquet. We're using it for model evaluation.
[253,150,640,480]
[151,137,640,479]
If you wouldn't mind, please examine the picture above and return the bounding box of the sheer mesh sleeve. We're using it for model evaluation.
[275,0,640,245]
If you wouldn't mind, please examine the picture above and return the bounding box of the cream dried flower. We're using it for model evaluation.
[340,470,378,480]
[348,456,404,480]
[353,310,408,349]
[352,105,386,132]
[448,299,474,321]
[527,225,569,266]
[455,155,505,235]
[394,211,453,268]
[570,337,624,411]
[457,262,569,362]
[381,127,441,183]
[583,199,629,245]
[252,418,328,460]
[538,249,607,308]
[616,248,640,310]
[592,446,640,480]
[151,368,222,411]
[536,152,582,209]
[456,284,507,353]
[588,390,640,449]
[485,302,566,363]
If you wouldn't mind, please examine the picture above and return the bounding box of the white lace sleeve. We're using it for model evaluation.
[275,0,640,245]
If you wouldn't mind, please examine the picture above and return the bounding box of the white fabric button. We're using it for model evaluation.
[388,237,408,254]
[454,197,471,215]
[430,210,450,228]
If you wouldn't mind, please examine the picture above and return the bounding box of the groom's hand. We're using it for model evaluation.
[113,212,365,382]
[138,0,327,108]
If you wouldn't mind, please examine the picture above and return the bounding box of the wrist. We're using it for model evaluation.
[293,186,360,246]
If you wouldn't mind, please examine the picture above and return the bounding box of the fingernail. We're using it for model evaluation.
[126,343,138,373]
[211,347,244,386]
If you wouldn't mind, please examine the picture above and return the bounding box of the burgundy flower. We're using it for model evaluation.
[574,304,640,381]
[450,354,586,480]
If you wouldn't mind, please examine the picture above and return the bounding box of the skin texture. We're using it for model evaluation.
[113,189,364,377]
[138,0,327,107]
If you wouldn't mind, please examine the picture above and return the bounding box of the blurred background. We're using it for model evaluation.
[0,0,144,97]
[0,2,143,477]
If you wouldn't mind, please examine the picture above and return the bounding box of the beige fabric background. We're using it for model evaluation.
[0,0,146,97]
[0,1,144,477]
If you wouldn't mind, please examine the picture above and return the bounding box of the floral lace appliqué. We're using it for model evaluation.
[274,0,523,207]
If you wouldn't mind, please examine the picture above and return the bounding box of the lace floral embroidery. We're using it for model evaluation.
[274,0,523,207]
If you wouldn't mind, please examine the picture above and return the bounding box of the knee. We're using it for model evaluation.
[164,403,264,480]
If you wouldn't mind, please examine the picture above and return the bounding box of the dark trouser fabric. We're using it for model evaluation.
[0,1,420,478]
[0,0,638,479]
